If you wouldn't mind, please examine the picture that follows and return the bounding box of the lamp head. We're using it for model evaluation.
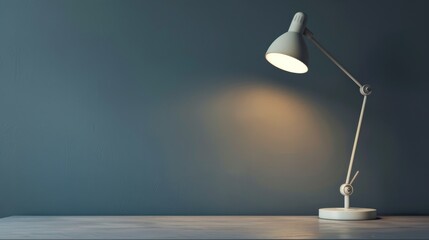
[265,12,309,74]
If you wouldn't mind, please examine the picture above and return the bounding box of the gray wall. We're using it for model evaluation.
[0,0,428,217]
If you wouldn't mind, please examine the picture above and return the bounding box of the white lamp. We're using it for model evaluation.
[266,12,377,220]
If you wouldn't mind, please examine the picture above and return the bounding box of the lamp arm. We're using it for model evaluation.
[303,28,373,187]
[346,95,367,184]
[303,28,363,89]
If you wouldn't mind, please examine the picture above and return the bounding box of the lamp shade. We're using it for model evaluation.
[265,12,309,74]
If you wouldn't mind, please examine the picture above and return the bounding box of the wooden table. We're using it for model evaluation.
[0,216,428,239]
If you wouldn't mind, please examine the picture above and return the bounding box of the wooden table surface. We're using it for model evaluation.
[0,216,428,239]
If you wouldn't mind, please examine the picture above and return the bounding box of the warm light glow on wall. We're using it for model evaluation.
[197,81,338,191]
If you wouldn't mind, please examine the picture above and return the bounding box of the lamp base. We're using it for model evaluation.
[319,207,377,220]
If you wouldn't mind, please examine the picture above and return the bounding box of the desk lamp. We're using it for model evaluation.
[265,12,377,220]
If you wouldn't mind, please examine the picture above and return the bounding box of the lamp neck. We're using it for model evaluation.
[288,12,307,34]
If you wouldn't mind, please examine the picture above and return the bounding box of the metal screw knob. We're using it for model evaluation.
[340,184,354,196]
[360,84,372,96]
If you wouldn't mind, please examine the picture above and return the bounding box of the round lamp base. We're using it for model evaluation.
[319,207,377,220]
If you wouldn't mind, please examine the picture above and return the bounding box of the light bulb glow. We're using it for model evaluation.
[266,53,308,74]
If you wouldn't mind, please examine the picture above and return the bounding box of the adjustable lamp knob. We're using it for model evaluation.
[360,84,372,96]
[340,183,354,196]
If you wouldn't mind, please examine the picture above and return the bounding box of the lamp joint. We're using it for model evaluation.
[360,84,372,96]
[340,183,353,196]
[303,28,313,38]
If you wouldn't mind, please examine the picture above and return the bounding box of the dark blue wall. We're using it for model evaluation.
[0,0,428,216]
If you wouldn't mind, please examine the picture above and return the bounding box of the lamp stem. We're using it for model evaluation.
[344,195,350,209]
[303,28,363,89]
[345,95,367,184]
